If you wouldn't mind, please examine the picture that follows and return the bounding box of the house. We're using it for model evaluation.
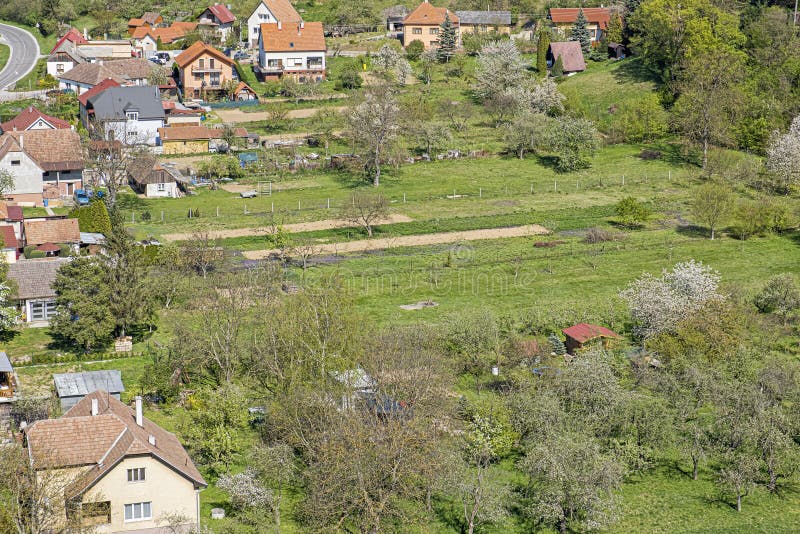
[0,107,71,133]
[23,218,81,250]
[80,231,106,254]
[131,23,198,52]
[104,58,167,86]
[0,225,19,263]
[331,368,376,411]
[547,41,586,74]
[455,10,512,36]
[128,12,164,34]
[174,41,237,99]
[0,129,85,205]
[127,154,188,197]
[54,370,125,411]
[561,323,621,354]
[257,22,326,82]
[402,1,459,49]
[51,28,89,53]
[198,4,237,41]
[83,86,166,146]
[384,5,409,33]
[157,125,248,154]
[0,202,24,243]
[58,63,126,95]
[47,40,86,77]
[162,102,204,126]
[23,391,206,532]
[0,352,16,402]
[548,7,610,43]
[78,40,135,60]
[246,0,302,48]
[6,257,71,325]
[232,81,258,101]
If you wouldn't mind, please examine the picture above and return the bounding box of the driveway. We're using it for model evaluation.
[0,23,40,90]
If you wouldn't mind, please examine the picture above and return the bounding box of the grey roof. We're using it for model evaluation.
[0,352,12,373]
[53,370,125,397]
[331,368,375,392]
[87,86,166,122]
[80,232,106,245]
[455,10,511,25]
[7,258,71,300]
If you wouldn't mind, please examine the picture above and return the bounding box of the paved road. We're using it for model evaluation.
[0,23,40,90]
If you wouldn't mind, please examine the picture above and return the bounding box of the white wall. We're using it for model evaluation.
[0,149,43,195]
[103,118,165,147]
[47,60,77,77]
[247,4,278,47]
[258,50,325,75]
[58,79,93,95]
[145,181,178,198]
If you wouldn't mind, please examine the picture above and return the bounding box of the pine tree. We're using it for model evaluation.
[606,12,623,44]
[547,333,566,356]
[437,13,457,63]
[537,30,551,76]
[551,55,564,78]
[570,8,593,55]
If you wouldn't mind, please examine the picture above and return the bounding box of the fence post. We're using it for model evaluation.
[479,188,482,198]
[244,204,247,215]
[453,189,456,199]
[622,175,625,186]
[327,198,330,209]
[576,180,579,190]
[554,180,557,192]
[271,202,274,213]
[298,200,301,210]
[403,193,406,203]
[161,211,164,223]
[668,170,671,180]
[216,206,219,217]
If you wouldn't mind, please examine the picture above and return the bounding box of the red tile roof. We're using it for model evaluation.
[6,205,23,221]
[0,225,18,249]
[549,8,610,30]
[77,78,121,107]
[259,22,326,52]
[404,2,458,25]
[206,4,236,24]
[174,41,233,68]
[51,28,88,54]
[23,218,81,245]
[562,323,620,344]
[0,106,71,132]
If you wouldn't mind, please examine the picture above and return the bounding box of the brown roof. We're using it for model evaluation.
[25,391,206,498]
[132,23,196,43]
[234,81,257,96]
[549,8,610,30]
[2,129,84,172]
[172,21,199,34]
[142,12,162,25]
[7,257,71,299]
[259,22,326,52]
[404,2,458,25]
[549,41,586,73]
[174,41,233,69]
[205,4,236,24]
[77,78,121,106]
[157,125,247,141]
[58,62,126,86]
[562,323,620,343]
[0,225,18,249]
[259,0,302,23]
[0,106,71,132]
[128,18,145,27]
[104,58,162,80]
[23,218,81,246]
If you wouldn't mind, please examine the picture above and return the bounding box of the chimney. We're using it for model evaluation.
[300,21,304,30]
[135,396,143,427]
[91,398,99,416]
[19,135,23,149]
[83,27,88,39]
[148,435,157,446]
[277,21,282,30]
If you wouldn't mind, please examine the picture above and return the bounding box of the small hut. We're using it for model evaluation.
[562,323,621,354]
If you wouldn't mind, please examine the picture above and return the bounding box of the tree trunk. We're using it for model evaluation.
[702,137,709,170]
[692,456,699,481]
[710,226,715,240]
[559,516,567,534]
[768,466,777,493]
[736,492,742,512]
[373,152,381,187]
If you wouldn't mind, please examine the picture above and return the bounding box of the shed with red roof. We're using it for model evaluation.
[562,323,621,354]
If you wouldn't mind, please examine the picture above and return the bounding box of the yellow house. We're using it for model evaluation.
[455,11,512,36]
[174,41,236,100]
[402,1,459,49]
[24,391,206,533]
[158,125,249,155]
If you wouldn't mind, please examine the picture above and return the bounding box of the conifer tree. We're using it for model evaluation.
[551,55,564,78]
[570,8,593,55]
[537,30,551,76]
[437,13,457,62]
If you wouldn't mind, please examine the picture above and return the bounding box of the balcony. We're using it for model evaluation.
[192,66,222,73]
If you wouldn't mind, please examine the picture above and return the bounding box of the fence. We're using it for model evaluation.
[120,169,681,228]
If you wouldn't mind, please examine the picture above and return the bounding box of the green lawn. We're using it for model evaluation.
[0,43,9,74]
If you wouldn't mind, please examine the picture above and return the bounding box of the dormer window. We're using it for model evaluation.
[126,111,139,121]
[289,42,294,48]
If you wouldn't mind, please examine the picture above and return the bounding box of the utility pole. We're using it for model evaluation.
[795,0,799,27]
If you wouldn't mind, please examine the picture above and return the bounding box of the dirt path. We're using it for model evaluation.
[241,224,550,259]
[162,214,414,241]
[215,106,347,123]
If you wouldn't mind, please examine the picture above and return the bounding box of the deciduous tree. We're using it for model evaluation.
[691,182,735,239]
[347,84,400,186]
[340,193,388,237]
[473,41,528,101]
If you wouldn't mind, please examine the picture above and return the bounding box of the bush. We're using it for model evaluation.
[551,56,564,78]
[140,211,152,222]
[584,227,622,244]
[547,333,566,355]
[23,246,45,259]
[405,40,425,61]
[754,274,800,319]
[615,197,650,228]
[69,200,112,234]
[335,60,363,90]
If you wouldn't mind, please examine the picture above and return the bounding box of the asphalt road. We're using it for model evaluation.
[0,23,40,90]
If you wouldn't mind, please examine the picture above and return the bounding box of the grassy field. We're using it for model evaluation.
[0,43,9,74]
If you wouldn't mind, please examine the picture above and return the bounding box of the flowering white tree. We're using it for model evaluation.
[473,41,528,101]
[218,468,275,512]
[0,282,19,333]
[372,44,413,85]
[765,116,800,193]
[347,84,400,186]
[620,260,723,338]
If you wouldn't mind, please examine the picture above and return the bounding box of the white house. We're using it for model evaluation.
[257,22,326,82]
[83,86,166,146]
[47,41,86,77]
[198,4,237,42]
[7,258,72,325]
[246,0,302,48]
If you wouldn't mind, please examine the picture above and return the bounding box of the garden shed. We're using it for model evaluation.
[562,323,621,354]
[53,370,125,410]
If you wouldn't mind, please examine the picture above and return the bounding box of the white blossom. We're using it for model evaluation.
[217,469,275,511]
[473,41,528,101]
[765,116,800,192]
[620,260,723,338]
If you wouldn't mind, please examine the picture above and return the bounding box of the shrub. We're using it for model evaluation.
[754,274,800,320]
[615,197,650,227]
[584,227,622,244]
[69,200,112,234]
[141,211,152,222]
[547,333,566,355]
[551,55,564,78]
[335,60,363,90]
[405,40,425,61]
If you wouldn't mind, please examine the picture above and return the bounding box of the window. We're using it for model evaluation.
[156,183,166,191]
[307,56,323,69]
[198,58,204,69]
[253,27,259,34]
[126,111,139,121]
[10,160,20,166]
[194,73,204,81]
[412,27,422,34]
[127,468,145,482]
[429,28,439,35]
[209,58,215,69]
[124,502,151,522]
[210,73,220,86]
[267,59,281,68]
[287,58,303,67]
[30,301,57,322]
[57,64,65,74]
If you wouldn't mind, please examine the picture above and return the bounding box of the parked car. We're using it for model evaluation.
[234,51,249,61]
[74,189,90,206]
[149,56,166,65]
[240,190,258,198]
[155,52,171,63]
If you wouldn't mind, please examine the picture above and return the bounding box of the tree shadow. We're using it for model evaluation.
[639,141,691,167]
[611,57,660,85]
[675,225,711,239]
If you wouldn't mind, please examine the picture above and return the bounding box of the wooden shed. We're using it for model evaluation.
[53,370,125,410]
[562,323,621,355]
